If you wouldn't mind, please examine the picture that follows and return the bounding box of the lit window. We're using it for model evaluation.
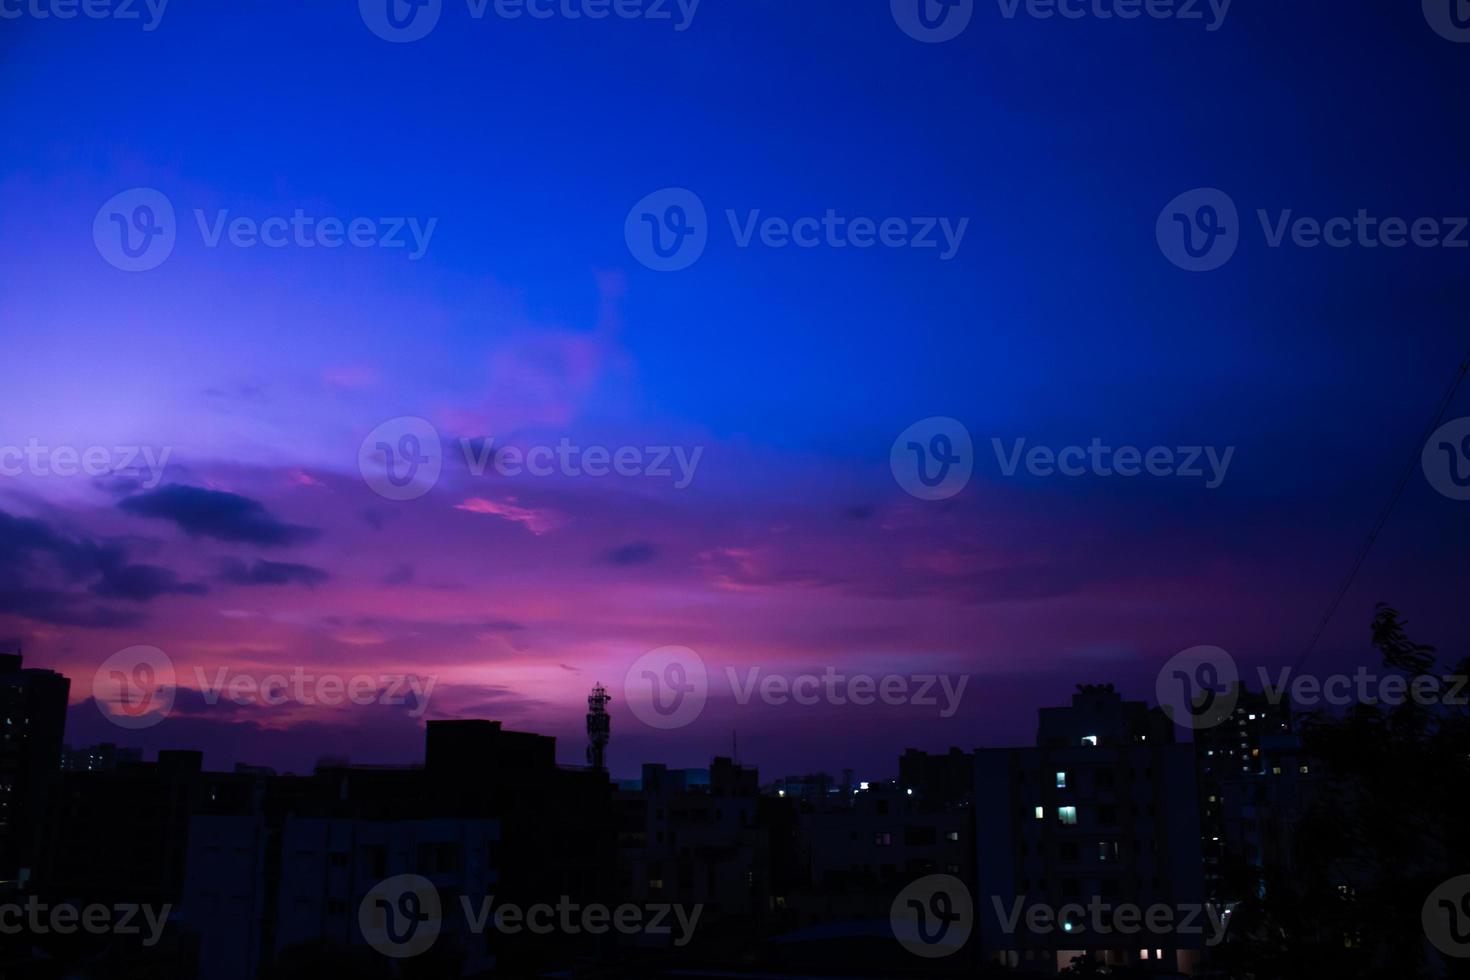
[1055,771,1067,789]
[1082,735,1098,747]
[1058,806,1077,825]
[1034,806,1044,820]
[1300,765,1309,774]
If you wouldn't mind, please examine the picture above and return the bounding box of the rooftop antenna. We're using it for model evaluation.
[586,683,612,772]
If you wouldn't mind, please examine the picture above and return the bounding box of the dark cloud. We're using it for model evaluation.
[219,558,330,588]
[119,485,317,547]
[90,561,208,601]
[599,541,658,566]
[0,510,165,627]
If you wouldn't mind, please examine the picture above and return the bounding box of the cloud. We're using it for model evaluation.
[598,541,658,566]
[219,558,330,588]
[0,509,163,626]
[90,562,207,601]
[454,496,562,535]
[118,485,318,546]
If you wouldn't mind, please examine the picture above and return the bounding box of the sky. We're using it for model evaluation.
[1,0,1468,778]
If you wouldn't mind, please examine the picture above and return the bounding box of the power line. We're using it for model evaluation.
[1291,347,1470,673]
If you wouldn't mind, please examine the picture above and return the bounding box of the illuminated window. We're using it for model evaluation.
[1034,806,1045,820]
[1055,771,1067,788]
[1058,806,1077,825]
[1082,735,1098,747]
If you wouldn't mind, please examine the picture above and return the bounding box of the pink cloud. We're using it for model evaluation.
[454,496,564,535]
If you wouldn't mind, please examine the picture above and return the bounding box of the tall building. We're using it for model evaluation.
[0,652,70,886]
[1193,684,1317,904]
[61,741,143,772]
[975,684,1205,975]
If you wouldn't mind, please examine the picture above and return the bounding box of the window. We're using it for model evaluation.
[1082,735,1098,747]
[946,830,960,842]
[1055,771,1067,789]
[1058,806,1077,825]
[1034,806,1045,820]
[905,826,937,846]
[874,832,892,846]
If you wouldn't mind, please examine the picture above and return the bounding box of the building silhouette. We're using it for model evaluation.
[0,652,70,888]
[974,684,1206,974]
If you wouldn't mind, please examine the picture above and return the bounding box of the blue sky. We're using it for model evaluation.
[2,0,1468,775]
